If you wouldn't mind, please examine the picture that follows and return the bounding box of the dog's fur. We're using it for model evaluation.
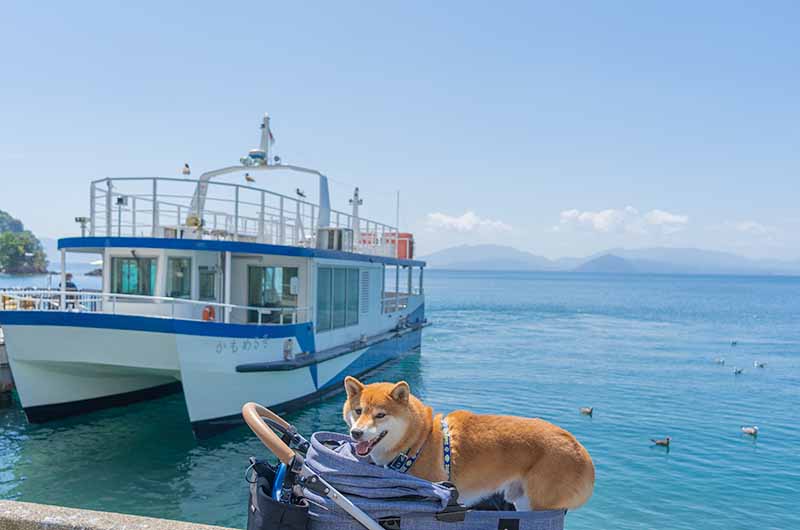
[343,376,595,510]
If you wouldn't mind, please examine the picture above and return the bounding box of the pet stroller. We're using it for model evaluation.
[243,402,567,530]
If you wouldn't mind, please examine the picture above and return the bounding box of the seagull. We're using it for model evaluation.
[580,407,593,416]
[714,357,726,365]
[754,361,766,368]
[741,426,759,436]
[296,188,306,198]
[244,173,255,183]
[182,163,191,176]
[734,367,744,375]
[651,436,671,447]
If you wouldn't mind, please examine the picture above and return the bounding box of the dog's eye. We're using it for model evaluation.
[375,412,386,419]
[354,408,362,416]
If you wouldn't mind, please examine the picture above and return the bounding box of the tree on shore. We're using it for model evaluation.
[0,210,48,274]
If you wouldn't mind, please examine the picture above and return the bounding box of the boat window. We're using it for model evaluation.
[167,257,192,299]
[332,268,347,328]
[347,268,359,325]
[317,266,359,332]
[316,267,332,331]
[248,266,299,324]
[111,257,156,296]
[199,266,216,301]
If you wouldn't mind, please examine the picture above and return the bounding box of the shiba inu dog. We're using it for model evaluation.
[343,376,595,510]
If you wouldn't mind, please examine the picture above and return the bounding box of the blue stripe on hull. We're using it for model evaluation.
[320,329,422,390]
[0,311,316,353]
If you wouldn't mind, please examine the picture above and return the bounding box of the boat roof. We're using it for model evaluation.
[58,237,426,268]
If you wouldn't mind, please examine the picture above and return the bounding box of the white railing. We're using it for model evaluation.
[381,294,410,314]
[0,289,309,325]
[88,177,411,259]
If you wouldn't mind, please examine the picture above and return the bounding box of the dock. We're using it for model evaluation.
[0,500,235,530]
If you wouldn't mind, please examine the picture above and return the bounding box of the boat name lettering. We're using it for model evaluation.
[215,338,270,354]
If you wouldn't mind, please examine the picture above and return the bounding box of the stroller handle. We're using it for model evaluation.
[242,402,295,465]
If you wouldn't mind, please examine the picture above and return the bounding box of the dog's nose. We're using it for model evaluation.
[350,429,364,440]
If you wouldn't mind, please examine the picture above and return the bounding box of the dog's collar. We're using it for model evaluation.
[441,417,452,480]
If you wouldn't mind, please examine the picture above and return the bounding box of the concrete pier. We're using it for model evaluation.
[0,501,236,530]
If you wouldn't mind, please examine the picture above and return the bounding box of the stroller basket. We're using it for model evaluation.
[243,402,566,530]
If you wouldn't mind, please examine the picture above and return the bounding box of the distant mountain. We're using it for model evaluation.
[422,244,800,276]
[596,247,797,275]
[421,244,558,271]
[574,254,637,274]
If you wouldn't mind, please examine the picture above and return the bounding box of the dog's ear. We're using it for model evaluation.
[389,381,410,402]
[344,376,365,398]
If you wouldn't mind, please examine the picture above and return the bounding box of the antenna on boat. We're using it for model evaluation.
[350,188,363,239]
[240,113,272,168]
[187,112,331,234]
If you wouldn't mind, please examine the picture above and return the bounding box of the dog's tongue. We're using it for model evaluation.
[355,441,371,456]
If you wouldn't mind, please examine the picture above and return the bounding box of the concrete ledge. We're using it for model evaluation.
[0,501,236,530]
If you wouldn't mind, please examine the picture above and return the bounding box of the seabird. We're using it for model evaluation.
[651,436,671,447]
[182,163,191,176]
[580,407,593,416]
[244,173,255,183]
[714,357,726,365]
[734,367,744,375]
[731,340,738,347]
[741,426,759,436]
[296,188,306,198]
[754,361,766,368]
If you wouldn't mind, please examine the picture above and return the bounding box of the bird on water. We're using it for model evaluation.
[580,407,593,416]
[651,436,671,447]
[741,426,759,436]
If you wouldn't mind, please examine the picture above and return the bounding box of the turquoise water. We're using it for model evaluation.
[1,270,799,529]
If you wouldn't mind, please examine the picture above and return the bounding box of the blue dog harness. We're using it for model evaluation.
[441,417,452,480]
[387,416,452,481]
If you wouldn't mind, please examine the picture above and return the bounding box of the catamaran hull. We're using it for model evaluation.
[184,327,423,437]
[0,311,422,436]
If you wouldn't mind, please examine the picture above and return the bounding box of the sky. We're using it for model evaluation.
[1,1,799,260]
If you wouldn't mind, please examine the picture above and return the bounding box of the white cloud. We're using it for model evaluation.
[733,220,775,236]
[557,206,688,235]
[426,211,512,233]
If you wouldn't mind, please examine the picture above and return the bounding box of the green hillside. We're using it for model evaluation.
[0,210,48,273]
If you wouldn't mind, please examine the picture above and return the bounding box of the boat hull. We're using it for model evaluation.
[184,326,422,437]
[0,311,422,436]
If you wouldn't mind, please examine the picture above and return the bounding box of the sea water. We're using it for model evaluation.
[1,270,798,529]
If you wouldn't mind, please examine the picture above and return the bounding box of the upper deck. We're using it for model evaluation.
[87,174,411,261]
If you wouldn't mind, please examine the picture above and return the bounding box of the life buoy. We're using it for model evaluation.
[202,305,216,321]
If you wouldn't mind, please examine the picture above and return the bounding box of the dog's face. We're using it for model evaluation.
[342,376,413,466]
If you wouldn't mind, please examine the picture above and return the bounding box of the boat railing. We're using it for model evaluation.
[0,289,309,325]
[381,293,410,314]
[89,177,408,258]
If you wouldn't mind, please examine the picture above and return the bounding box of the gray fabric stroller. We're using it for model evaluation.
[243,402,567,530]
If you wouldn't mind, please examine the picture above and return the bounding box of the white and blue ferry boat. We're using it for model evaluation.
[0,114,426,437]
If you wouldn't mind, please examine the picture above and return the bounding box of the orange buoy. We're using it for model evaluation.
[202,305,216,321]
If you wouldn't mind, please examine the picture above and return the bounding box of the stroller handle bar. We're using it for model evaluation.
[242,402,296,465]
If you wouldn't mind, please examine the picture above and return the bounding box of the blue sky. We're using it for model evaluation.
[1,1,799,259]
